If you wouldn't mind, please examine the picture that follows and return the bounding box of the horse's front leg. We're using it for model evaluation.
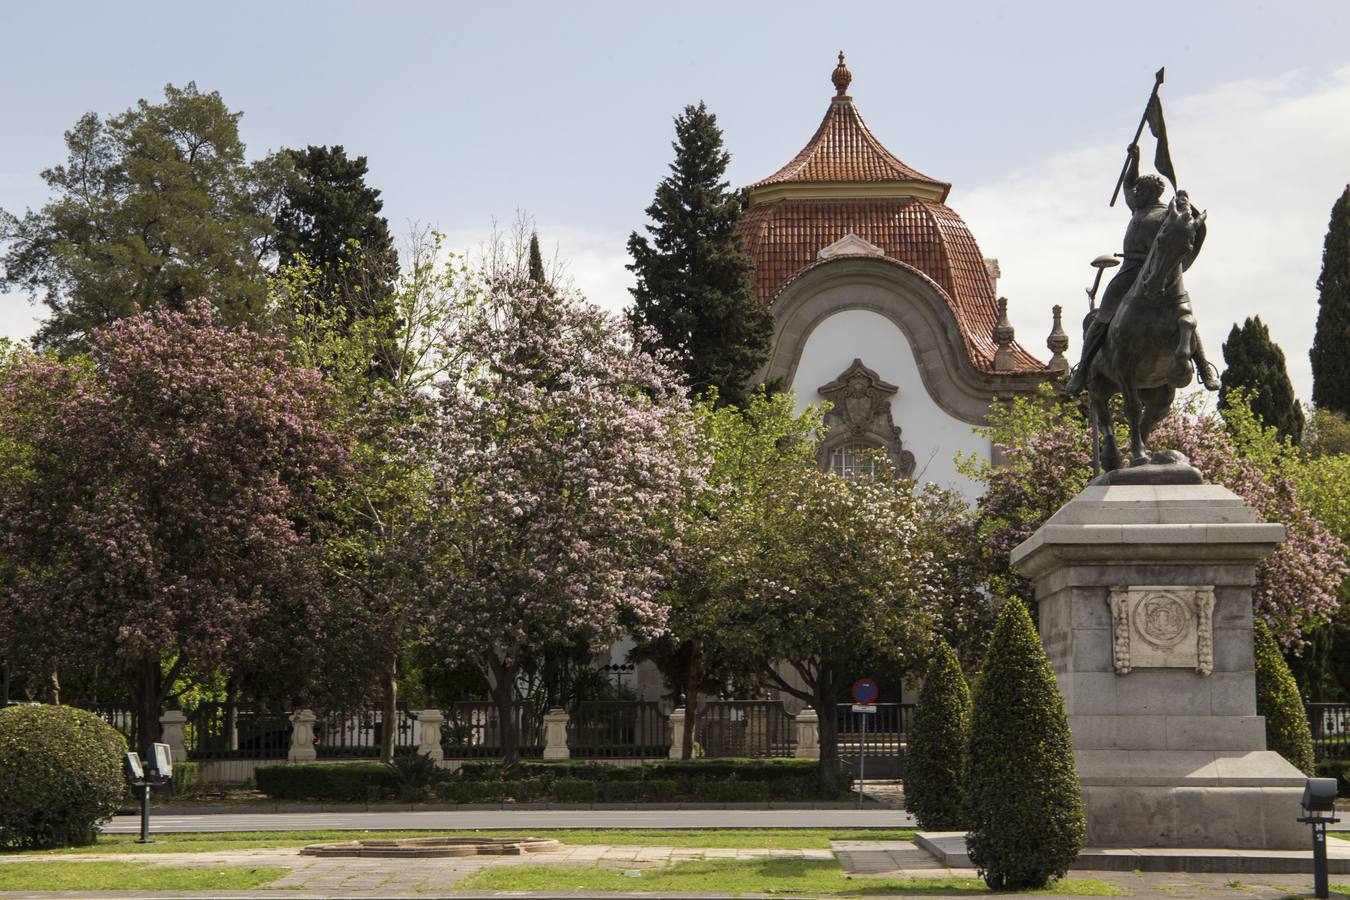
[1088,381,1120,472]
[1169,313,1198,388]
[1120,380,1148,464]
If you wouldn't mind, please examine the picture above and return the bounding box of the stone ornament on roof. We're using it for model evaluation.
[817,358,915,476]
[832,51,852,98]
[817,232,885,260]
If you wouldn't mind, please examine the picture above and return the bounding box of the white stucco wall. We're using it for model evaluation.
[790,308,990,500]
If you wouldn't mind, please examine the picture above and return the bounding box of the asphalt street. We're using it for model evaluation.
[106,807,915,833]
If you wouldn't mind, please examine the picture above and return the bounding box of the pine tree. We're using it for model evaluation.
[527,231,546,285]
[1312,186,1350,414]
[274,145,398,326]
[1220,316,1304,444]
[963,598,1085,890]
[904,639,971,830]
[627,103,772,407]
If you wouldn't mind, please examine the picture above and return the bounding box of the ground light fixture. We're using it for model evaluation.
[123,743,173,844]
[1299,777,1341,899]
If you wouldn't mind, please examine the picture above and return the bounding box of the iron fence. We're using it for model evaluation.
[1308,702,1350,760]
[567,701,668,758]
[314,706,417,758]
[185,703,291,760]
[73,702,138,744]
[835,702,913,756]
[696,700,795,758]
[442,702,544,758]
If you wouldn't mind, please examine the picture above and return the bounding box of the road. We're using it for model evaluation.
[106,807,915,833]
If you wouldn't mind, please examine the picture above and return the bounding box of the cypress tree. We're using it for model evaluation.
[904,639,971,830]
[527,231,546,285]
[627,103,772,407]
[964,598,1084,890]
[1253,621,1316,776]
[1312,186,1350,414]
[1219,316,1305,444]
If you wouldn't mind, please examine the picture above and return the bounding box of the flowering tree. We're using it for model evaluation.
[964,388,1346,646]
[704,461,985,791]
[426,277,706,768]
[0,305,345,752]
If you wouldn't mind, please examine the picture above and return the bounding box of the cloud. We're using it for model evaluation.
[960,66,1350,404]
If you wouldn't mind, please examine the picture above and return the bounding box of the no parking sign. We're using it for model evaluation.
[851,677,879,705]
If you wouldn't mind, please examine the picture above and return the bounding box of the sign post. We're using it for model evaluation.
[850,679,879,808]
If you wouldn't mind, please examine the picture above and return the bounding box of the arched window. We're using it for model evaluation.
[829,442,882,479]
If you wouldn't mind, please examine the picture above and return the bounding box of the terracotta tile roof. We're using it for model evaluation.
[737,197,1045,373]
[747,96,950,198]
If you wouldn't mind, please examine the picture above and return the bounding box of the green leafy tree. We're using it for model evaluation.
[0,82,285,354]
[963,598,1085,890]
[1304,408,1350,458]
[274,145,399,331]
[1220,316,1304,444]
[1312,185,1350,414]
[627,103,772,407]
[1253,621,1316,775]
[904,638,971,830]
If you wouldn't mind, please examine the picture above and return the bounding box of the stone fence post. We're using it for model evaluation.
[794,708,820,759]
[288,709,317,762]
[159,710,188,763]
[668,707,686,760]
[543,708,570,760]
[416,709,445,763]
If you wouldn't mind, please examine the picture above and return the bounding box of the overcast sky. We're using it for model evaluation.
[2,1,1346,401]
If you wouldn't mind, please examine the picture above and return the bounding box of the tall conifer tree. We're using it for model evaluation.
[627,103,772,407]
[527,231,546,285]
[1312,185,1350,414]
[1220,316,1304,444]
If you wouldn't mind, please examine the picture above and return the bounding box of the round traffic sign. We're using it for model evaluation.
[851,678,879,704]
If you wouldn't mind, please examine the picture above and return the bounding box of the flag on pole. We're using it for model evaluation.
[1146,93,1177,191]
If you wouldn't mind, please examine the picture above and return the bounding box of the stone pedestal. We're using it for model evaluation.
[1011,484,1306,849]
[542,708,570,761]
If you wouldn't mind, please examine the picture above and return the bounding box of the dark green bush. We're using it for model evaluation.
[170,761,200,796]
[964,598,1085,890]
[390,750,440,801]
[255,762,399,802]
[1254,621,1316,776]
[553,778,598,803]
[905,639,972,830]
[0,705,128,848]
[1314,759,1350,795]
[435,780,506,803]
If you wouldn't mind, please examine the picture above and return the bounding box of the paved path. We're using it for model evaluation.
[106,807,914,833]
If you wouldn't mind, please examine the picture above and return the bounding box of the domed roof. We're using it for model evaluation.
[738,55,1045,375]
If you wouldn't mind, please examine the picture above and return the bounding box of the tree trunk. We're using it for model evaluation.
[136,655,164,757]
[814,673,841,795]
[380,656,398,765]
[45,660,60,705]
[488,655,521,773]
[681,643,701,760]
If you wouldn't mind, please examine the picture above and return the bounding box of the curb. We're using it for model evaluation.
[124,801,877,816]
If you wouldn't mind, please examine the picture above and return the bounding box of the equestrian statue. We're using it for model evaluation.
[1063,71,1219,482]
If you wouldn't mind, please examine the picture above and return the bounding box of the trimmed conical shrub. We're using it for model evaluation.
[904,639,971,830]
[1254,621,1315,776]
[963,598,1085,890]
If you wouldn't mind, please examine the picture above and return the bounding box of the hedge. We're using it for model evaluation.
[255,762,400,802]
[1254,621,1316,776]
[964,598,1085,891]
[1316,759,1350,796]
[0,705,128,849]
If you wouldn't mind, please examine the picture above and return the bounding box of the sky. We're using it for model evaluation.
[2,1,1347,401]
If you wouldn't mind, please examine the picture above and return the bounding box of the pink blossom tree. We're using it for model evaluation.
[425,277,706,769]
[0,304,345,752]
[963,388,1345,646]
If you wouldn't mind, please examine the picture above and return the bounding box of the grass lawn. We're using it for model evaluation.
[17,827,918,855]
[0,861,287,891]
[457,858,1126,896]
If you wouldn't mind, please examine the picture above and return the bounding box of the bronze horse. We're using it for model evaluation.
[1086,191,1207,473]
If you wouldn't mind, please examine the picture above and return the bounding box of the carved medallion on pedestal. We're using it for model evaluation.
[1107,585,1216,676]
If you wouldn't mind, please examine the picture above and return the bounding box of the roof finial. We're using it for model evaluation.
[993,297,1017,372]
[832,51,852,98]
[1046,304,1070,376]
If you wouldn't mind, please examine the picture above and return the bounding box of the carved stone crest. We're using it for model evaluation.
[817,358,914,476]
[817,232,885,260]
[1108,585,1215,676]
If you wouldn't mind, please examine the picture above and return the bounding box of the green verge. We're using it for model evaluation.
[15,828,918,855]
[0,861,287,891]
[457,858,1126,896]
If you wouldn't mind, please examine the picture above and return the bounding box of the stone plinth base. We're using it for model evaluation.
[1012,484,1305,850]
